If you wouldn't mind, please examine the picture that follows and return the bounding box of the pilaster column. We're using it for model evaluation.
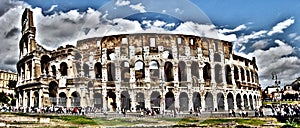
[29,90,33,107]
[38,88,43,108]
[22,90,26,112]
[130,90,136,112]
[233,93,237,110]
[201,93,205,111]
[213,92,218,111]
[224,94,228,111]
[102,87,107,112]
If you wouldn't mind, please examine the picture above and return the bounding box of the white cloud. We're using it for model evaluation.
[267,17,295,36]
[218,24,247,33]
[288,33,297,38]
[251,39,269,50]
[115,0,130,7]
[174,8,184,14]
[129,3,146,13]
[45,5,58,13]
[153,20,166,27]
[237,30,267,43]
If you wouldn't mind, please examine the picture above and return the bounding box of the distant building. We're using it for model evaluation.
[262,85,281,101]
[282,85,299,101]
[0,70,18,95]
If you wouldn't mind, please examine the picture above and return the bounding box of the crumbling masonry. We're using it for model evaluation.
[16,8,262,113]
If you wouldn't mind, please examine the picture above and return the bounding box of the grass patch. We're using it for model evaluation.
[200,118,267,126]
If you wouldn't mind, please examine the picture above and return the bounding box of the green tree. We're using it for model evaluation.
[0,92,9,104]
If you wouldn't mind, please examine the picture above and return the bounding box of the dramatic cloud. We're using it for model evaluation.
[45,5,58,13]
[236,40,300,88]
[115,0,130,7]
[218,24,247,34]
[251,39,269,50]
[237,30,267,44]
[267,17,295,36]
[129,3,146,13]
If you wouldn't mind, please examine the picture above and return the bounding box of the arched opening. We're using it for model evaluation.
[191,61,199,79]
[234,66,239,80]
[193,92,201,111]
[214,53,221,62]
[149,60,159,81]
[107,63,116,81]
[71,91,80,107]
[179,92,189,111]
[164,61,174,82]
[41,55,51,75]
[165,91,175,110]
[215,64,222,84]
[60,62,68,76]
[246,70,250,82]
[240,68,245,82]
[243,94,248,110]
[107,90,117,111]
[120,61,130,82]
[250,70,254,83]
[51,65,56,77]
[136,93,145,110]
[58,92,67,107]
[33,91,39,107]
[94,62,102,79]
[150,91,161,108]
[249,95,253,110]
[94,93,103,109]
[121,91,131,110]
[135,61,145,80]
[49,81,58,106]
[83,63,89,77]
[227,92,234,110]
[217,93,225,111]
[254,96,257,108]
[236,94,242,110]
[88,81,93,89]
[75,63,81,75]
[74,52,82,60]
[178,61,187,81]
[203,63,211,85]
[225,65,232,84]
[205,92,213,111]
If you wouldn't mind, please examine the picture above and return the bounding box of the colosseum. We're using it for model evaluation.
[16,8,262,113]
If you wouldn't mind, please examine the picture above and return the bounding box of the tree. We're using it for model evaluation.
[0,92,9,104]
[7,80,17,89]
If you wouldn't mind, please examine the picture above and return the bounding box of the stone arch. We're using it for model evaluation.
[191,61,199,79]
[240,67,245,82]
[215,64,222,84]
[136,92,145,110]
[94,93,103,108]
[75,62,81,75]
[60,62,68,76]
[203,62,211,83]
[205,92,214,111]
[49,81,58,105]
[243,94,248,110]
[227,92,234,110]
[214,53,221,62]
[246,70,250,82]
[150,91,161,108]
[192,92,201,111]
[58,92,67,106]
[250,70,254,83]
[94,62,102,79]
[164,61,174,82]
[74,51,82,60]
[165,91,175,110]
[88,81,93,88]
[51,65,57,76]
[33,91,39,107]
[179,92,189,111]
[83,63,89,77]
[225,65,232,84]
[41,55,51,75]
[178,61,187,81]
[120,61,130,82]
[217,92,225,110]
[234,65,239,80]
[71,91,80,107]
[236,93,242,109]
[107,90,116,111]
[149,60,160,81]
[121,91,131,110]
[107,62,116,81]
[249,94,253,110]
[135,60,145,80]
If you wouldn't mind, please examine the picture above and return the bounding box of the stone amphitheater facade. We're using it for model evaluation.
[16,8,262,113]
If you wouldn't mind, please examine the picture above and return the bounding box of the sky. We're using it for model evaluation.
[1,0,300,88]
